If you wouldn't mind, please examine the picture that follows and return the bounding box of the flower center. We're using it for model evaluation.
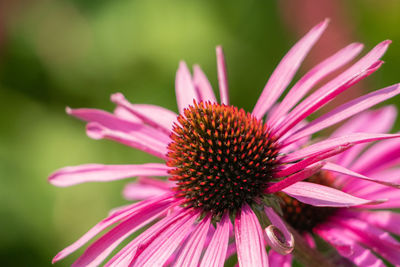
[278,171,338,233]
[167,101,279,217]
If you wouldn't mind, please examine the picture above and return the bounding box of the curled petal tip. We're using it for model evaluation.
[264,225,294,255]
[65,106,72,114]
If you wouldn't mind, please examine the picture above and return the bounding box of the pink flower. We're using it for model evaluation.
[271,106,400,267]
[49,19,400,266]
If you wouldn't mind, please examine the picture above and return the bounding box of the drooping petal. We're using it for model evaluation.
[283,83,400,145]
[131,211,197,267]
[282,181,383,207]
[216,46,229,105]
[71,197,175,266]
[193,65,217,103]
[48,163,170,187]
[111,93,177,134]
[176,61,199,113]
[282,132,400,163]
[322,162,400,189]
[266,162,324,193]
[173,216,211,267]
[52,194,173,263]
[275,40,391,138]
[253,19,328,119]
[235,204,269,267]
[268,42,363,126]
[86,122,169,160]
[200,213,231,267]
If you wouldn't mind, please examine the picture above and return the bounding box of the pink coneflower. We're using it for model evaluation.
[270,106,400,267]
[49,19,400,266]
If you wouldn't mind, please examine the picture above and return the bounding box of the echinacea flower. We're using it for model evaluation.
[271,106,400,267]
[49,19,400,266]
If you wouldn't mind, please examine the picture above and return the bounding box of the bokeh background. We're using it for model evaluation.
[1,0,400,266]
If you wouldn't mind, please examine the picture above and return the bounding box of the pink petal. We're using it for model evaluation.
[335,217,400,265]
[266,162,324,193]
[343,167,400,198]
[52,194,172,263]
[354,211,400,236]
[275,144,351,178]
[131,211,197,266]
[66,107,142,133]
[252,19,328,119]
[335,217,400,248]
[193,65,217,103]
[200,213,231,267]
[268,250,292,267]
[104,208,187,267]
[303,232,316,248]
[314,225,354,257]
[315,224,385,267]
[86,122,169,160]
[174,216,211,267]
[323,162,400,189]
[123,176,172,200]
[351,138,400,175]
[283,83,400,146]
[332,106,397,168]
[71,197,174,266]
[268,42,363,126]
[275,40,391,138]
[123,183,169,200]
[135,176,172,189]
[282,181,383,207]
[216,46,229,105]
[111,93,177,134]
[176,61,199,113]
[49,163,170,187]
[235,204,269,267]
[282,132,400,163]
[113,106,142,123]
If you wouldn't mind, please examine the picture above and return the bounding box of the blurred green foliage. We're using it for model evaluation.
[0,0,399,266]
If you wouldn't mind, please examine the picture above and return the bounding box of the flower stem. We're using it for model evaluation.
[288,225,336,267]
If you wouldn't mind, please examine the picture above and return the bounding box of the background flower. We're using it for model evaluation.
[1,1,400,266]
[271,106,400,266]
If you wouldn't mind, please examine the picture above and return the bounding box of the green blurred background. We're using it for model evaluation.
[1,0,399,266]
